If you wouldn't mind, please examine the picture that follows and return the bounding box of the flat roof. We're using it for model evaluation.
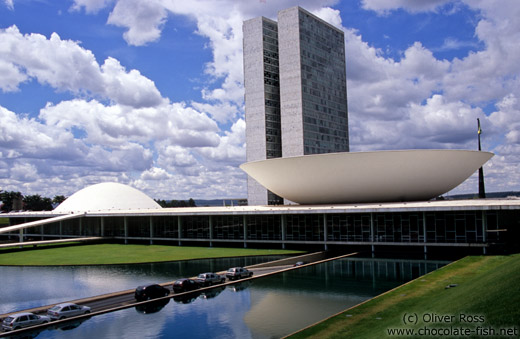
[5,198,520,218]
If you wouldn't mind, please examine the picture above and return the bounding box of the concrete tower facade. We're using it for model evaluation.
[243,7,349,205]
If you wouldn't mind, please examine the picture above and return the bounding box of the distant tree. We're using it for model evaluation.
[23,194,53,211]
[154,198,196,208]
[155,199,167,207]
[0,191,23,212]
[53,195,67,205]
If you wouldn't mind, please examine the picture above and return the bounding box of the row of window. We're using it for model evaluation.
[8,211,506,244]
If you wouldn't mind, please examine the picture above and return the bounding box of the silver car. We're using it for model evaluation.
[47,303,91,320]
[2,312,50,331]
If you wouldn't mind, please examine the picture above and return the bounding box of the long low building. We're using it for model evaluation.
[3,196,519,256]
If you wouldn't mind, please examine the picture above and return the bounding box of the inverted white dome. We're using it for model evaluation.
[240,150,494,204]
[54,182,161,213]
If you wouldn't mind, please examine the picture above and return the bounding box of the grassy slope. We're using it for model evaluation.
[290,254,520,338]
[0,243,303,265]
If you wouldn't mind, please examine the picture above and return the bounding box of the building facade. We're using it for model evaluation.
[3,199,519,256]
[243,7,349,206]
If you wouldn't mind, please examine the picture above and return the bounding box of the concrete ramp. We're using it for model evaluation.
[0,213,85,235]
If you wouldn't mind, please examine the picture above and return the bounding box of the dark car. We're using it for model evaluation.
[134,284,170,301]
[172,278,200,293]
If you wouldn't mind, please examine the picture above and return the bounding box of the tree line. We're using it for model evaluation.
[0,190,196,212]
[154,198,196,208]
[0,191,66,212]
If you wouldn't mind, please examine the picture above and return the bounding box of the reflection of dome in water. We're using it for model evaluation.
[54,182,161,213]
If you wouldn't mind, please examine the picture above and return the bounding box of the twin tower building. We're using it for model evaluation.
[243,6,349,205]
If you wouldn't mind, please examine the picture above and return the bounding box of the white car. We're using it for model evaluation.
[2,312,50,331]
[195,272,226,286]
[225,267,253,280]
[47,303,91,320]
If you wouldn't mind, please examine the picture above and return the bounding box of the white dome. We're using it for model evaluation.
[54,182,161,213]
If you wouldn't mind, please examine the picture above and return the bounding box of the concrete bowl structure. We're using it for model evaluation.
[240,150,494,204]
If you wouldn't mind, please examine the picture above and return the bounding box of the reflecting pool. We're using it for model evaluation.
[0,257,447,338]
[0,255,289,314]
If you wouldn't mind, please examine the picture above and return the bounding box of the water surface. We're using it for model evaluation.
[1,257,447,338]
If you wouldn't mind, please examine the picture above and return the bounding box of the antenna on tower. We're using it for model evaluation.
[477,118,486,199]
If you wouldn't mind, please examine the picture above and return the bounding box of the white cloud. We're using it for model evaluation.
[0,105,82,160]
[197,118,245,165]
[10,162,38,182]
[107,0,167,46]
[191,101,240,124]
[0,26,162,107]
[140,167,171,180]
[3,0,13,10]
[0,60,27,92]
[489,94,520,144]
[361,0,452,14]
[70,0,113,14]
[39,99,220,148]
[3,0,520,199]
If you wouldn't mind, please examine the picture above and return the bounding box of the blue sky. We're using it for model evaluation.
[1,0,519,200]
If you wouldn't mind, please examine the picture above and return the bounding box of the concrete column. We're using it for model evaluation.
[178,216,182,246]
[124,217,128,244]
[209,215,213,247]
[150,216,154,245]
[370,213,375,255]
[59,221,63,239]
[323,214,328,251]
[482,210,487,254]
[100,217,105,237]
[79,218,83,237]
[243,215,247,248]
[281,214,286,249]
[19,228,23,243]
[423,212,427,256]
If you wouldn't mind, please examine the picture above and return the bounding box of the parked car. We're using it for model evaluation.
[2,312,50,331]
[172,278,200,293]
[47,303,91,320]
[134,284,170,301]
[226,267,253,280]
[195,272,226,286]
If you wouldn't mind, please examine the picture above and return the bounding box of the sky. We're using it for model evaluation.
[0,0,519,201]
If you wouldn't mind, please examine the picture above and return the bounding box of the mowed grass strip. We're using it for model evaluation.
[289,254,520,338]
[0,243,303,265]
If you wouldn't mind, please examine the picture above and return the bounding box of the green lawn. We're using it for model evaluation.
[0,243,303,265]
[289,254,520,338]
